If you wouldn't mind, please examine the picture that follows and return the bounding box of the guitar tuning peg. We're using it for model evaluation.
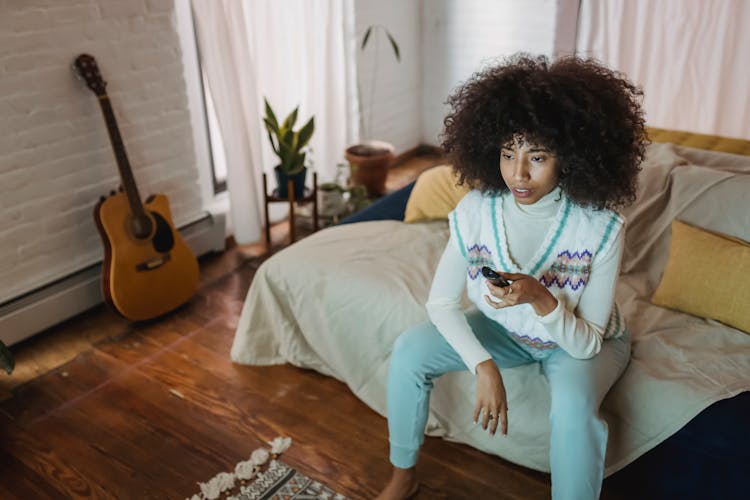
[99,195,106,202]
[118,185,124,192]
[110,190,116,196]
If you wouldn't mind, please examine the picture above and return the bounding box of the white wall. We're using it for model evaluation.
[353,0,422,153]
[0,0,204,304]
[421,0,559,145]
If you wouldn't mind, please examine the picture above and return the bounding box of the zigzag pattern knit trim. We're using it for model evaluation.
[540,249,593,290]
[466,243,494,280]
[509,331,559,350]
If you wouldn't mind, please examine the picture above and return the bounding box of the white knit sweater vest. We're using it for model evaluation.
[449,190,626,347]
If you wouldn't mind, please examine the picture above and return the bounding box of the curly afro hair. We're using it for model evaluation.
[441,54,646,210]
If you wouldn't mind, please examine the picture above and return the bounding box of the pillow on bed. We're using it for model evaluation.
[404,165,470,222]
[651,219,750,334]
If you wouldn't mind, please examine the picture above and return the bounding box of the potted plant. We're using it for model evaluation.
[1,340,14,375]
[318,182,347,217]
[346,25,401,197]
[263,98,315,199]
[318,163,348,217]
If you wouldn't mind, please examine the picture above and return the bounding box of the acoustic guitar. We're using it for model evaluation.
[73,54,199,321]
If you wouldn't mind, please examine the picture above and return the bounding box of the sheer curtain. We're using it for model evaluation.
[576,0,750,139]
[191,0,356,244]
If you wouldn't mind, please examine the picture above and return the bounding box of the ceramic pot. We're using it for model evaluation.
[274,166,307,199]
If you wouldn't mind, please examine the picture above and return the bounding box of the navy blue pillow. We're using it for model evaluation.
[339,182,415,224]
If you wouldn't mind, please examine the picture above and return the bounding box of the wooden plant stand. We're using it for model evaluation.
[262,172,318,246]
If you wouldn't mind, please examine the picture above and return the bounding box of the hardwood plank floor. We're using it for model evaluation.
[0,156,628,499]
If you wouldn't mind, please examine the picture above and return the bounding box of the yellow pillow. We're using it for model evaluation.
[404,165,471,223]
[651,220,750,334]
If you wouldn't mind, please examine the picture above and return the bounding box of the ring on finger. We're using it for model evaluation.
[507,286,513,296]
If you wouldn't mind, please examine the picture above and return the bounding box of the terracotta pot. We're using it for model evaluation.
[345,140,394,197]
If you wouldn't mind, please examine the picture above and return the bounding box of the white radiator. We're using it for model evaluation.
[0,212,226,346]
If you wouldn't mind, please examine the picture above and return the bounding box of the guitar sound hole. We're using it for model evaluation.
[150,211,175,253]
[129,214,153,240]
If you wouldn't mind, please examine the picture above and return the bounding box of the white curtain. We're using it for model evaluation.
[191,0,356,244]
[577,0,750,140]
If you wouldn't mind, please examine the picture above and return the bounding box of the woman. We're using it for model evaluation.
[377,55,645,500]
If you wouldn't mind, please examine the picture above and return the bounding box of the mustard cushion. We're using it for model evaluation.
[404,165,471,223]
[651,220,750,334]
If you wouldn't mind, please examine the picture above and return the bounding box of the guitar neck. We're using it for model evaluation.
[97,96,146,217]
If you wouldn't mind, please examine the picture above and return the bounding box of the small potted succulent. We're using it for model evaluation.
[317,163,348,217]
[263,98,315,199]
[346,25,401,197]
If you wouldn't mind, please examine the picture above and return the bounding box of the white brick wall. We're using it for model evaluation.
[421,0,558,145]
[0,0,203,304]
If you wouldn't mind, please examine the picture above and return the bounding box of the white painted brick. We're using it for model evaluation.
[49,4,99,26]
[80,19,129,40]
[146,0,173,14]
[3,51,61,74]
[0,31,51,53]
[0,8,52,32]
[0,223,41,251]
[0,207,23,234]
[99,0,147,19]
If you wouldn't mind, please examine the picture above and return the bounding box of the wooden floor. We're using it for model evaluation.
[0,155,626,499]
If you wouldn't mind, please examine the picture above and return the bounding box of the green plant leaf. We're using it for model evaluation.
[279,140,293,170]
[297,117,315,149]
[282,128,294,148]
[386,30,401,62]
[263,117,279,135]
[282,107,299,131]
[264,98,279,130]
[361,26,373,50]
[267,130,280,156]
[0,340,14,375]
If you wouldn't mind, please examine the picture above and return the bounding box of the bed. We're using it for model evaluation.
[231,132,750,498]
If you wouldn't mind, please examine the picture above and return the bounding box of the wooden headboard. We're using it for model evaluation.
[646,127,750,157]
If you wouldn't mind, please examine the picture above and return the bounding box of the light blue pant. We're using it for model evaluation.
[386,309,631,500]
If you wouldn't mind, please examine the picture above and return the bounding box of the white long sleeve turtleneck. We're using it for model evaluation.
[504,186,562,268]
[425,188,624,373]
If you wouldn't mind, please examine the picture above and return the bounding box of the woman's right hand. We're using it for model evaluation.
[473,359,508,436]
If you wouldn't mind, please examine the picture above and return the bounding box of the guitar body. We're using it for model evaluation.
[94,192,199,321]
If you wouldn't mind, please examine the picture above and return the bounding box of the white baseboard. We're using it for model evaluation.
[0,211,226,347]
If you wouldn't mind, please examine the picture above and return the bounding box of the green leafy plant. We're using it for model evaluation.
[359,24,401,141]
[263,98,315,175]
[1,340,15,375]
[319,182,346,193]
[347,184,372,212]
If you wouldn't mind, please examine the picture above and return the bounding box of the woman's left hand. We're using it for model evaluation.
[483,272,558,316]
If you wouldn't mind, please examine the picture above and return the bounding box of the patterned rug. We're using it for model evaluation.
[236,460,348,500]
[188,437,349,500]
